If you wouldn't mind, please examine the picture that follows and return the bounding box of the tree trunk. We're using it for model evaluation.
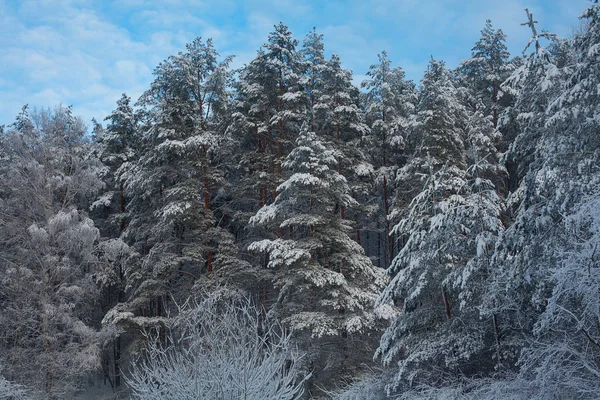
[119,182,126,232]
[198,98,213,273]
[353,190,361,245]
[493,313,501,366]
[377,229,382,268]
[491,85,499,128]
[383,175,392,265]
[277,65,284,187]
[442,289,452,319]
[258,126,265,209]
[114,336,121,388]
[278,117,283,178]
[366,229,370,260]
[336,103,345,220]
[259,185,264,209]
[202,145,213,273]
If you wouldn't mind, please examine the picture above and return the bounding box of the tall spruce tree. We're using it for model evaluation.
[228,50,276,231]
[225,23,308,307]
[228,23,305,228]
[301,27,327,134]
[500,9,558,189]
[89,94,140,389]
[264,22,306,194]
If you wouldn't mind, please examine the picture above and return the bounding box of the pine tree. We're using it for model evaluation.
[377,59,505,393]
[228,23,305,228]
[320,55,371,207]
[483,5,600,398]
[91,93,138,236]
[87,94,141,389]
[361,51,417,266]
[224,24,307,309]
[500,9,559,188]
[107,37,233,333]
[394,58,467,217]
[249,128,388,390]
[301,27,326,134]
[459,19,513,128]
[482,16,560,360]
[301,28,371,241]
[228,50,278,237]
[264,22,306,196]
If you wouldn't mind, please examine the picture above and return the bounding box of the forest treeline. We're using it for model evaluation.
[1,2,600,399]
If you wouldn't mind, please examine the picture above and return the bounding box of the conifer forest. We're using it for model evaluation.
[2,2,600,399]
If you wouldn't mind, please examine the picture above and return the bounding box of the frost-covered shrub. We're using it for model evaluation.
[331,370,392,400]
[0,365,28,400]
[126,293,308,400]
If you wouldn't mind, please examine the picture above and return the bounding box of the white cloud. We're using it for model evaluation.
[0,1,157,124]
[0,0,589,126]
[131,9,206,27]
[30,88,64,106]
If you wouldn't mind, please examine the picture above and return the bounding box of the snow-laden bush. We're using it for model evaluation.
[331,370,391,400]
[0,364,28,400]
[392,376,541,400]
[333,372,539,400]
[126,293,308,400]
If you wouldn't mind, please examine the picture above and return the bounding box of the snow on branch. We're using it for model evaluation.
[248,239,311,268]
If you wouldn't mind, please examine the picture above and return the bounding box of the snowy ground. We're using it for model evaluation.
[73,382,128,400]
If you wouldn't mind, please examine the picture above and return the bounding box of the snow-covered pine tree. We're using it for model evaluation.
[228,23,305,231]
[248,127,389,391]
[302,27,327,134]
[361,51,417,266]
[85,98,131,387]
[91,93,138,237]
[500,9,559,189]
[105,37,234,334]
[265,22,306,197]
[228,50,278,241]
[394,58,467,223]
[483,4,600,398]
[455,19,513,195]
[300,28,372,244]
[319,54,373,240]
[480,13,561,371]
[459,19,513,128]
[224,23,308,308]
[377,58,505,394]
[88,94,140,388]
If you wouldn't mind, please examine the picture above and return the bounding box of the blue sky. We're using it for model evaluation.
[0,0,587,127]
